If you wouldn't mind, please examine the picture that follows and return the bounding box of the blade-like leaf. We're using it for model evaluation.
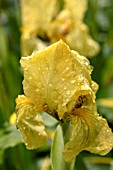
[0,124,23,151]
[51,125,71,170]
[97,98,113,108]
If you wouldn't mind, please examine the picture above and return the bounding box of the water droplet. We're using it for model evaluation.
[64,87,67,90]
[65,59,68,62]
[84,61,89,66]
[54,100,58,103]
[66,90,70,95]
[79,76,84,81]
[65,67,69,71]
[44,104,47,108]
[84,84,89,89]
[38,67,40,70]
[71,80,75,84]
[49,83,52,87]
[35,88,39,92]
[29,77,32,80]
[62,103,66,107]
[62,78,65,81]
[65,98,69,102]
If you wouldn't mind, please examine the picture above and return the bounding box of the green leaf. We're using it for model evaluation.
[0,26,8,66]
[0,150,4,165]
[75,152,87,170]
[84,157,112,170]
[97,98,113,108]
[101,56,113,86]
[0,124,23,151]
[41,112,58,127]
[51,124,73,170]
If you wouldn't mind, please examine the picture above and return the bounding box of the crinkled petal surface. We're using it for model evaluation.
[21,40,94,119]
[16,95,48,149]
[63,108,113,162]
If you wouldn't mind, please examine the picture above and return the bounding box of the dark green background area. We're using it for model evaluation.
[0,0,113,169]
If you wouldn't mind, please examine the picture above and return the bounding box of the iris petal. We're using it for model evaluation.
[20,40,92,119]
[63,108,113,162]
[16,95,48,149]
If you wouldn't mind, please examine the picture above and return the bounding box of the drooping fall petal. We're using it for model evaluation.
[16,95,48,149]
[63,108,113,162]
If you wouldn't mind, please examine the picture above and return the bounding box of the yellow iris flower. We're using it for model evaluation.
[15,40,113,162]
[21,0,100,57]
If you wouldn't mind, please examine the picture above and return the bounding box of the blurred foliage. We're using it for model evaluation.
[0,0,113,170]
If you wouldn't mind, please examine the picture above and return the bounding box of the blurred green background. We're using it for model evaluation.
[0,0,113,169]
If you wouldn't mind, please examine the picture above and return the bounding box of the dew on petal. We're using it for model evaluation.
[48,83,52,87]
[65,59,69,63]
[35,88,39,92]
[54,100,58,103]
[29,76,32,80]
[62,78,65,81]
[70,80,76,84]
[65,67,69,71]
[66,90,71,95]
